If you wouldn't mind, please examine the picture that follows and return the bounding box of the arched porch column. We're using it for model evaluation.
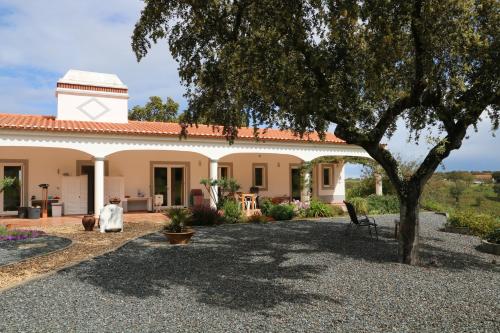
[300,168,311,204]
[375,172,383,196]
[209,159,218,208]
[94,157,105,217]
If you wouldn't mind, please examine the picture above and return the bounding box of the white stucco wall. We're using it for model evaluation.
[107,150,208,198]
[56,91,129,123]
[315,162,345,203]
[220,153,303,198]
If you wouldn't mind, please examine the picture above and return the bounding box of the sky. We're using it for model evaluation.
[0,0,498,178]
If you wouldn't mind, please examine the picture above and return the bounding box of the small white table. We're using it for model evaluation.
[122,197,152,212]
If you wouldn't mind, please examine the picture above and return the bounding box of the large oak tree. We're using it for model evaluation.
[132,0,499,264]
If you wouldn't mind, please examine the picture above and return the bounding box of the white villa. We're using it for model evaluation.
[0,70,370,217]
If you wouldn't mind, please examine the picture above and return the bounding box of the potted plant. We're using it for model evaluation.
[163,208,195,245]
[479,228,500,255]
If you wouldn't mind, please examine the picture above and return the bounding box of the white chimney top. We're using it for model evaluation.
[56,69,129,123]
[58,69,127,89]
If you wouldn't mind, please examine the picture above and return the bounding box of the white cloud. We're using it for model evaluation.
[0,0,186,110]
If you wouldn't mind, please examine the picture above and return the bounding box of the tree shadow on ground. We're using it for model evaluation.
[72,220,497,311]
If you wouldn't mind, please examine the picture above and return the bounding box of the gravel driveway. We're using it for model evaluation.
[0,213,498,333]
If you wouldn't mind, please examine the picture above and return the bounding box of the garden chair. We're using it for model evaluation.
[343,200,378,240]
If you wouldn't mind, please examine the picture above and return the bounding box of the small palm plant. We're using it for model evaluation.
[0,177,15,193]
[164,208,191,233]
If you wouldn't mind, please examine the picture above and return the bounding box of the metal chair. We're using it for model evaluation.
[343,200,378,240]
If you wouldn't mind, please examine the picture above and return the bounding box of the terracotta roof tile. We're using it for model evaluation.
[0,113,345,144]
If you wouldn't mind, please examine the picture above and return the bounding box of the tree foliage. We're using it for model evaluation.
[132,0,499,264]
[129,96,179,122]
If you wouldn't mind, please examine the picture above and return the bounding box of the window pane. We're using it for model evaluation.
[254,167,263,187]
[3,166,22,211]
[219,167,228,179]
[154,167,168,205]
[291,168,301,200]
[171,167,184,206]
[323,167,330,186]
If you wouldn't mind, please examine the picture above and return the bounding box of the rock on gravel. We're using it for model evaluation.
[0,213,498,333]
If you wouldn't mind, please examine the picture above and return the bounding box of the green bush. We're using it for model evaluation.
[348,197,369,215]
[421,199,449,213]
[260,198,274,216]
[447,210,500,237]
[270,204,295,221]
[222,199,243,224]
[366,195,399,214]
[304,199,334,217]
[485,228,500,244]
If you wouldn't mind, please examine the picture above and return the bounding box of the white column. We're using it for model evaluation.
[94,157,105,218]
[375,172,383,196]
[300,168,311,204]
[209,159,218,208]
[333,162,346,201]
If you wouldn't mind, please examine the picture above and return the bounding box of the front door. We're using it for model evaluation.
[0,164,23,214]
[291,167,301,201]
[153,165,186,207]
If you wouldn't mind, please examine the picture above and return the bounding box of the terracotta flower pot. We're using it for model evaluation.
[163,228,195,245]
[82,215,96,231]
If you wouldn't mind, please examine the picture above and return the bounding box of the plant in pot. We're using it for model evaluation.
[163,208,195,245]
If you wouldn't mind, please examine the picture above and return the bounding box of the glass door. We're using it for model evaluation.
[153,165,186,207]
[154,166,168,207]
[170,167,185,207]
[291,167,301,201]
[0,164,23,214]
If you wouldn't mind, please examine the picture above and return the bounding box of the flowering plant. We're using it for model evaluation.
[0,226,46,241]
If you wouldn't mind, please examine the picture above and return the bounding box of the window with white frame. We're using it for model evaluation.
[252,163,268,190]
[321,164,333,188]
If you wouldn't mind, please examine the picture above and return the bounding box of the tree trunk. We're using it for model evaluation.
[398,190,421,265]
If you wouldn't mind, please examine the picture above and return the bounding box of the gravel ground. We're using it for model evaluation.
[0,212,498,333]
[0,236,71,267]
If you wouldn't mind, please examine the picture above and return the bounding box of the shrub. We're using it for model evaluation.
[189,204,221,226]
[222,199,243,224]
[485,228,500,244]
[260,198,274,216]
[331,205,344,216]
[269,204,295,221]
[366,195,399,214]
[421,199,449,213]
[247,212,267,223]
[447,210,500,237]
[304,199,334,217]
[348,197,369,215]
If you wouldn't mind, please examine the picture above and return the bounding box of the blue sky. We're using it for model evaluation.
[0,1,498,177]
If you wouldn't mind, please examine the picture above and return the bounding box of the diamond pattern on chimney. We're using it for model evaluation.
[76,98,111,121]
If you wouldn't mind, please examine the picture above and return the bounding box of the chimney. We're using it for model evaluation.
[56,70,129,123]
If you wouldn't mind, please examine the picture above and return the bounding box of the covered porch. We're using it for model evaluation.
[0,146,353,217]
